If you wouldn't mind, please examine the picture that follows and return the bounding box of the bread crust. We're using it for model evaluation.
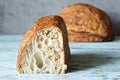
[60,3,114,42]
[17,15,70,73]
[68,30,108,42]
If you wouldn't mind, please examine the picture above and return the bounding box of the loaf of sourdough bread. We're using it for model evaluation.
[17,15,70,74]
[60,3,114,42]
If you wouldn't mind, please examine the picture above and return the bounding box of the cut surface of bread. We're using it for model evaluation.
[60,3,114,42]
[17,15,70,74]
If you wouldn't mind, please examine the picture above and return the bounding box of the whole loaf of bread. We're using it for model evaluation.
[60,3,114,42]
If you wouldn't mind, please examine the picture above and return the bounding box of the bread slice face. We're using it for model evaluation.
[17,15,70,74]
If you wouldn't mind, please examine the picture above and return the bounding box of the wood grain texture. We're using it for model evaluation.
[0,35,120,80]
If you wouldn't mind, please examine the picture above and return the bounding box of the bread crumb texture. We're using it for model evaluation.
[20,27,67,74]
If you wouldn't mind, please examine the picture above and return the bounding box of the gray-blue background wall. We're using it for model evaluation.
[0,0,120,35]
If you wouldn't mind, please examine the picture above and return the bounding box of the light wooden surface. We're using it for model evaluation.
[0,35,120,80]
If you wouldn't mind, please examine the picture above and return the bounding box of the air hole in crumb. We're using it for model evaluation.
[34,53,43,68]
[30,59,34,71]
[26,49,28,53]
[36,36,39,42]
[54,50,57,54]
[45,39,48,45]
[40,37,44,41]
[48,55,52,60]
[55,66,57,70]
[54,33,58,38]
[46,31,50,36]
[47,47,52,51]
[29,43,32,51]
[55,57,59,61]
[38,44,42,49]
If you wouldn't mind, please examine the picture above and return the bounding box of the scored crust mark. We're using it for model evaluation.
[68,30,112,42]
[60,3,114,42]
[17,15,70,74]
[68,30,105,42]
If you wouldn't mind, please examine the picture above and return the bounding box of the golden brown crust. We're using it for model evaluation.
[68,30,110,42]
[60,3,114,42]
[17,15,70,73]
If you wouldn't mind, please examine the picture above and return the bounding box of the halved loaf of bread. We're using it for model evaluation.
[17,15,70,74]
